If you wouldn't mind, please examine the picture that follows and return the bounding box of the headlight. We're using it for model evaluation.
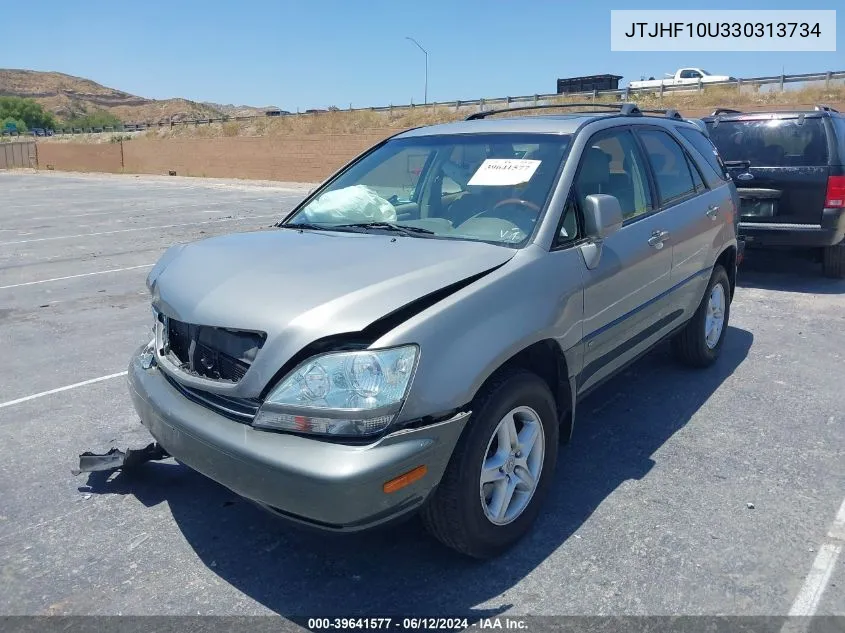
[252,345,418,437]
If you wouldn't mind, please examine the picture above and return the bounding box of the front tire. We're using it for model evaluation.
[672,265,731,368]
[822,241,845,279]
[421,369,559,559]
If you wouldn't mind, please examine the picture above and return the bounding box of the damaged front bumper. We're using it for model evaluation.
[126,346,469,531]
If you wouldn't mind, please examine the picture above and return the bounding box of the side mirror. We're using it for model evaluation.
[583,194,623,241]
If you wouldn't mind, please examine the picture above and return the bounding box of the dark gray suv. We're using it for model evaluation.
[129,103,740,558]
[704,105,845,277]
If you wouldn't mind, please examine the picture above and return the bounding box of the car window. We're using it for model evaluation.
[638,129,698,205]
[706,118,829,167]
[354,146,430,203]
[287,133,570,248]
[688,155,706,191]
[574,129,653,220]
[680,70,701,79]
[677,127,728,180]
[556,197,580,245]
[830,116,845,158]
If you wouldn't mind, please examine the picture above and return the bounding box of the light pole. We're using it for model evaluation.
[405,36,428,104]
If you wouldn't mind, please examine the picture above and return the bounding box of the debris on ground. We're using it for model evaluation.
[71,442,169,476]
[746,502,755,510]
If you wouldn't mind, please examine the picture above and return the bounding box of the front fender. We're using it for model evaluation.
[374,245,585,423]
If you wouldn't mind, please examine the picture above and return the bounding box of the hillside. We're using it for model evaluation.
[201,102,280,117]
[0,69,224,123]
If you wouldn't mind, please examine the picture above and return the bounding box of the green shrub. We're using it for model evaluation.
[59,111,123,131]
[1,116,28,133]
[0,97,56,130]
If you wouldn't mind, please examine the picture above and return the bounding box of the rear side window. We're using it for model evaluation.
[706,118,828,167]
[688,156,706,191]
[637,129,697,205]
[832,116,845,160]
[677,127,728,180]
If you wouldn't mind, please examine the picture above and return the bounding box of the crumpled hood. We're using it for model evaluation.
[149,229,515,395]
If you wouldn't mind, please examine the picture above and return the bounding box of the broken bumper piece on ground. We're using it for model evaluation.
[71,442,169,476]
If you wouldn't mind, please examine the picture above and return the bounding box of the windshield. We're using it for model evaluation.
[707,118,828,167]
[284,133,571,246]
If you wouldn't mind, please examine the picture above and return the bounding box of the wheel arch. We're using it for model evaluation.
[716,244,737,299]
[471,339,576,443]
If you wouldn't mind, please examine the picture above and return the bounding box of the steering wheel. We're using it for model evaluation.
[464,198,541,224]
[492,198,540,212]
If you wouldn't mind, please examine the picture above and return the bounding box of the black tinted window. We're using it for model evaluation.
[833,116,845,157]
[677,127,728,179]
[706,118,828,167]
[687,155,706,191]
[638,129,697,204]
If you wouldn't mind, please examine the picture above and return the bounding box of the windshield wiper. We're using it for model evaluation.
[334,222,436,237]
[276,222,337,231]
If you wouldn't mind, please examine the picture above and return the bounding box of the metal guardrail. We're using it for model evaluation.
[16,69,844,137]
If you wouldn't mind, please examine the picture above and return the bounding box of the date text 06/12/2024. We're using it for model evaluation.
[306,618,528,630]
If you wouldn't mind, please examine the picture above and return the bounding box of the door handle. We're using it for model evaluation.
[706,204,720,219]
[648,230,670,249]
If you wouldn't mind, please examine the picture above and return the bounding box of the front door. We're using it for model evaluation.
[574,128,674,393]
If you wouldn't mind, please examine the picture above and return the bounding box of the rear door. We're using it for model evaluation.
[706,115,830,228]
[634,127,724,319]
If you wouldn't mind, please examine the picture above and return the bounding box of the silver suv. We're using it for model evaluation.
[129,103,740,559]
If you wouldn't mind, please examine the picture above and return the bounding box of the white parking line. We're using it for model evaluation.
[0,372,128,410]
[830,498,845,540]
[0,264,152,290]
[15,197,292,222]
[786,497,845,618]
[0,214,277,246]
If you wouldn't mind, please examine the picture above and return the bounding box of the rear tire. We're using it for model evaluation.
[420,369,558,559]
[672,265,731,368]
[822,241,845,279]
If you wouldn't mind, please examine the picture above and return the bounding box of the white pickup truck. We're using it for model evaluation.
[629,68,735,90]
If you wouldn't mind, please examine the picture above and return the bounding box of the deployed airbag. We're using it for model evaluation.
[300,185,397,223]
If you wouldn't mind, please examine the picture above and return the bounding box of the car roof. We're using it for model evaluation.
[702,110,841,122]
[394,115,596,138]
[394,113,695,138]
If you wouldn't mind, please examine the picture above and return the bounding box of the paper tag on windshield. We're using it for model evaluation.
[467,159,541,186]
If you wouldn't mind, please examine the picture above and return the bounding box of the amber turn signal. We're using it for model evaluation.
[383,465,427,493]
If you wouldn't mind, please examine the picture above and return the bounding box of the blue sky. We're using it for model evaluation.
[1,0,841,111]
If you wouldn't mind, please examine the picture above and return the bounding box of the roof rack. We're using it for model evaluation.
[466,102,642,121]
[640,108,684,120]
[711,108,743,116]
[815,104,840,113]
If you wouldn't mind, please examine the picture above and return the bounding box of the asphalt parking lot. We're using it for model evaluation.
[0,171,843,618]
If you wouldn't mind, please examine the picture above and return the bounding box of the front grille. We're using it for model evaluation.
[163,372,260,423]
[161,316,266,383]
